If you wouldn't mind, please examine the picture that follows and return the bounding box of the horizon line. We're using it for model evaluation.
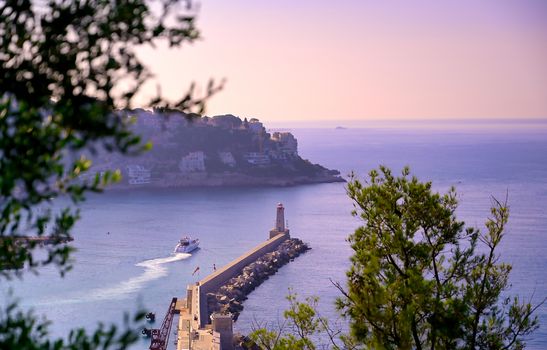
[262,117,547,124]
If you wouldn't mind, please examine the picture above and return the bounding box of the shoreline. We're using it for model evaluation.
[108,173,345,191]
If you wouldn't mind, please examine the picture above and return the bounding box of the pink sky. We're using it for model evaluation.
[137,0,547,122]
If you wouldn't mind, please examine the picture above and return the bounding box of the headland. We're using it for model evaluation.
[81,110,344,189]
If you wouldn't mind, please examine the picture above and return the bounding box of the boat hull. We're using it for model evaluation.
[174,240,199,254]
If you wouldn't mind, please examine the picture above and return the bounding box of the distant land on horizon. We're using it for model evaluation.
[263,118,547,130]
[81,110,344,188]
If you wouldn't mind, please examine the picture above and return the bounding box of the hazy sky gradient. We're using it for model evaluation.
[137,0,547,121]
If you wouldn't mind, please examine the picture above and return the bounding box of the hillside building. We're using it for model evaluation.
[179,151,206,173]
[243,152,271,165]
[248,118,264,134]
[126,165,152,185]
[271,132,298,157]
[218,151,236,167]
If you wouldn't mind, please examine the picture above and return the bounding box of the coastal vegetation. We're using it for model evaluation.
[0,0,213,348]
[249,167,544,349]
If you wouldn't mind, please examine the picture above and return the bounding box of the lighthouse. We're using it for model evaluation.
[269,203,290,239]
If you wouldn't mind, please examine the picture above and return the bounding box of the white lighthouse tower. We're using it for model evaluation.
[270,203,290,239]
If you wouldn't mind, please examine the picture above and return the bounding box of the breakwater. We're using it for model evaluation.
[10,235,74,245]
[175,203,309,350]
[206,238,310,321]
[196,232,289,328]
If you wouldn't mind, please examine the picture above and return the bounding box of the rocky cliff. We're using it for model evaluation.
[87,110,344,188]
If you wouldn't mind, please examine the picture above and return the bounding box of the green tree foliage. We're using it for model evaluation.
[337,166,543,349]
[0,0,221,277]
[249,291,345,350]
[250,167,543,349]
[0,0,219,348]
[0,298,145,350]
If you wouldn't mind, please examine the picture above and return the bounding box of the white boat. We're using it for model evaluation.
[174,237,200,253]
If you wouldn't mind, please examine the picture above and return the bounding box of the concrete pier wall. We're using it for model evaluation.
[197,233,288,328]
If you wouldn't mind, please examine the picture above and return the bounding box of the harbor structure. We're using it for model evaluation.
[7,235,74,246]
[269,203,290,239]
[147,203,299,350]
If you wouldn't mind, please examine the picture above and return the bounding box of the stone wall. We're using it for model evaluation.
[197,233,289,327]
[206,238,310,322]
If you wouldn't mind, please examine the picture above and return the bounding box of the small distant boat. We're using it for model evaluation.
[174,236,200,254]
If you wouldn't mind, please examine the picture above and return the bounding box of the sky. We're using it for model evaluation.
[137,0,547,122]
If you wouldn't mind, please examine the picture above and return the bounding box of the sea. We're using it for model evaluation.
[2,119,547,349]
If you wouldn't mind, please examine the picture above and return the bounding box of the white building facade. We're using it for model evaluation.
[179,151,206,173]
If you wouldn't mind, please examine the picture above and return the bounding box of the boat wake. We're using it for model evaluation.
[136,253,192,270]
[36,253,191,305]
[86,253,192,301]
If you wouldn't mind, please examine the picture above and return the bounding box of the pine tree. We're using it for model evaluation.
[338,166,543,350]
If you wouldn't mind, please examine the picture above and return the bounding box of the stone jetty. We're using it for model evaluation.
[206,238,310,321]
[172,204,309,350]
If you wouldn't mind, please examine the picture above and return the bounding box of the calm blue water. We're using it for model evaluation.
[2,121,547,349]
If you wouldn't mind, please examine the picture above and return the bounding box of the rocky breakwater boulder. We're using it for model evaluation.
[206,238,310,321]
